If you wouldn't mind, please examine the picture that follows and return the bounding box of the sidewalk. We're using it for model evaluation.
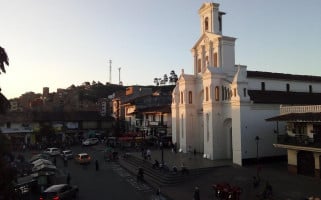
[130,148,321,200]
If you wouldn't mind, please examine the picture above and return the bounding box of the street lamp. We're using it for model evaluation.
[255,136,260,162]
[255,136,260,177]
[160,141,164,165]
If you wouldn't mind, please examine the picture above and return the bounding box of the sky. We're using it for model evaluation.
[1,0,321,99]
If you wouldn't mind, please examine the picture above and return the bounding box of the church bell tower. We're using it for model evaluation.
[199,2,225,35]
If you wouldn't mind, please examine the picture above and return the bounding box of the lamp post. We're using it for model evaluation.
[160,141,164,165]
[255,136,260,177]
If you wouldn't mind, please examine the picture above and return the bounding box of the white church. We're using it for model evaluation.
[171,2,321,166]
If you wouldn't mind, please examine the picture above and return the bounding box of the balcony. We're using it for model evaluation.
[276,134,321,148]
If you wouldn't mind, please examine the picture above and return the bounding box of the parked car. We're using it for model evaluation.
[43,148,61,156]
[82,138,99,146]
[29,153,51,163]
[74,153,91,164]
[39,184,78,200]
[60,150,73,160]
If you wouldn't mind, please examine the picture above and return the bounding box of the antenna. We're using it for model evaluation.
[118,67,121,85]
[109,60,112,83]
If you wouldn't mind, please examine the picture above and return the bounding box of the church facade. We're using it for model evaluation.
[171,3,321,165]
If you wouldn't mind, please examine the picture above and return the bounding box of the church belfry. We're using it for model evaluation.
[199,3,225,35]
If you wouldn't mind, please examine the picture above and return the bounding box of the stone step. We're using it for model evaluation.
[119,154,216,186]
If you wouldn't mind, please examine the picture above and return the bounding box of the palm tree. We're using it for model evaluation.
[0,46,9,74]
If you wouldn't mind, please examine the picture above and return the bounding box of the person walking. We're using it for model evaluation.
[63,157,68,167]
[53,157,57,166]
[95,159,99,171]
[193,186,200,200]
[66,172,71,185]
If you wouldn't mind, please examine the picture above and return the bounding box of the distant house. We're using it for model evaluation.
[267,105,321,179]
[113,85,174,137]
[0,111,114,146]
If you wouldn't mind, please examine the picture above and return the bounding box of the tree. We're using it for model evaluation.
[153,70,178,86]
[0,46,9,74]
[169,70,178,85]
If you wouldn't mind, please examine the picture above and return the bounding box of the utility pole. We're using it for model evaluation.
[109,60,112,83]
[118,67,121,85]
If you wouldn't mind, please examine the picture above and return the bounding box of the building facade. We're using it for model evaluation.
[267,105,321,179]
[172,3,321,165]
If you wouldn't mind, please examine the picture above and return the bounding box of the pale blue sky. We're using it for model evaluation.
[1,0,321,99]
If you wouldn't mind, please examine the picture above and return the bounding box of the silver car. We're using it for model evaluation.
[61,150,73,160]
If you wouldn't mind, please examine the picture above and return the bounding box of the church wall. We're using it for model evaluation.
[221,39,235,74]
[248,78,321,93]
[231,104,243,165]
[240,104,286,160]
[171,107,178,144]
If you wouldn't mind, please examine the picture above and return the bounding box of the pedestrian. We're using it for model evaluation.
[193,186,200,200]
[95,159,99,171]
[53,157,57,166]
[137,167,144,182]
[146,149,151,160]
[156,187,161,200]
[66,172,71,184]
[63,157,68,167]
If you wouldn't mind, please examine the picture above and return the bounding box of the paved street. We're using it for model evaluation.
[19,144,165,200]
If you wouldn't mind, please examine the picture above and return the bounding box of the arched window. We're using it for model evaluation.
[221,86,224,100]
[233,88,237,97]
[205,87,209,101]
[205,17,209,31]
[215,86,219,101]
[188,91,192,104]
[197,59,202,73]
[213,52,218,67]
[180,92,184,104]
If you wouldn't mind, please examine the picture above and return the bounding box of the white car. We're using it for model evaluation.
[43,148,61,156]
[82,138,99,146]
[61,150,73,160]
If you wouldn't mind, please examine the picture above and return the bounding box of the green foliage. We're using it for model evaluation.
[0,46,9,74]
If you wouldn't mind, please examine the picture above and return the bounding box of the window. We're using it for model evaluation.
[222,86,225,100]
[233,88,237,97]
[215,86,219,101]
[213,52,218,67]
[188,91,192,104]
[180,92,184,104]
[261,82,265,91]
[205,87,209,101]
[197,59,202,73]
[205,17,209,31]
[309,85,312,93]
[286,84,290,92]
